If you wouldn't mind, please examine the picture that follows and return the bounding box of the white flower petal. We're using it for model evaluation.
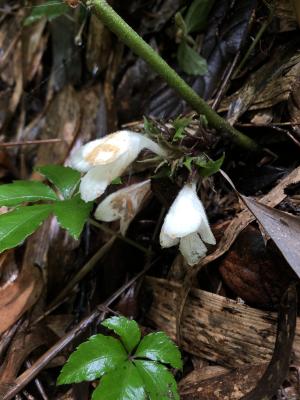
[79,168,109,202]
[70,131,166,171]
[70,130,166,202]
[198,219,216,245]
[69,144,94,173]
[160,183,203,238]
[136,133,167,157]
[79,151,135,202]
[160,228,180,248]
[94,180,151,235]
[179,233,207,266]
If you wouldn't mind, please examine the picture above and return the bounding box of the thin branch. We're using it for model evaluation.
[0,139,64,148]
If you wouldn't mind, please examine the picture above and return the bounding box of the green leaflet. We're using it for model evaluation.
[36,165,81,199]
[92,361,146,400]
[53,196,93,239]
[24,0,69,26]
[57,334,127,384]
[135,360,179,400]
[177,42,208,76]
[0,181,57,206]
[0,204,53,253]
[102,316,141,353]
[135,332,182,370]
[185,0,216,33]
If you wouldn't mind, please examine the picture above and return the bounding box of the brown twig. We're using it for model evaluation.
[0,139,64,148]
[1,262,154,400]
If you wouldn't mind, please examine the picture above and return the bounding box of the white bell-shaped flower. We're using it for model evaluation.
[94,180,151,235]
[70,130,166,202]
[160,183,216,266]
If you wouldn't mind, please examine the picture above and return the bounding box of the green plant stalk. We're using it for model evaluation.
[85,0,259,151]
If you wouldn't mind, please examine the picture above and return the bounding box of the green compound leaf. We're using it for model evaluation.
[57,334,127,385]
[53,196,92,239]
[92,361,146,400]
[185,0,216,33]
[36,165,81,199]
[102,316,141,353]
[0,180,57,206]
[177,42,208,76]
[134,360,179,400]
[135,332,182,370]
[24,0,69,26]
[0,204,52,253]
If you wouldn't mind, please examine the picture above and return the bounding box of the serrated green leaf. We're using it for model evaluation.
[185,0,216,33]
[135,332,182,370]
[0,180,57,206]
[196,154,225,177]
[57,334,127,385]
[183,156,195,172]
[135,360,179,400]
[172,116,193,142]
[92,361,146,400]
[177,42,208,76]
[53,196,92,239]
[0,205,52,253]
[24,0,69,26]
[102,317,141,353]
[36,165,81,199]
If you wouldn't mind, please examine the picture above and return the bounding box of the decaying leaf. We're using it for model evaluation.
[180,364,267,399]
[219,225,295,307]
[241,196,300,278]
[276,0,299,31]
[242,285,297,399]
[0,322,56,384]
[0,251,43,334]
[219,45,300,124]
[144,276,300,367]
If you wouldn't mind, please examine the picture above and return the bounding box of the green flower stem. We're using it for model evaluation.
[85,0,259,152]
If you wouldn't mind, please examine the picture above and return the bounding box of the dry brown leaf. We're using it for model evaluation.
[179,366,229,391]
[219,49,300,124]
[276,0,299,31]
[180,364,267,399]
[0,321,56,384]
[0,252,43,334]
[144,277,300,367]
[241,196,300,278]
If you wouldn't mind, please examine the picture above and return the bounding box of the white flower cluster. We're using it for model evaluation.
[70,130,215,265]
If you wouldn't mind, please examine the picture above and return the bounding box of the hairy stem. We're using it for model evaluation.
[85,0,259,151]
